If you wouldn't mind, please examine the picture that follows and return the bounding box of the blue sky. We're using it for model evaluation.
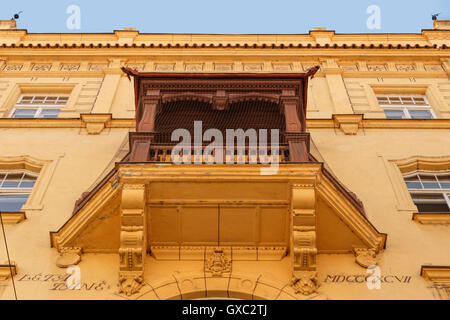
[1,0,449,34]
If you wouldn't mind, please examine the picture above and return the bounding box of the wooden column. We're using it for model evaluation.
[129,132,154,162]
[281,95,302,132]
[285,132,310,162]
[137,92,160,132]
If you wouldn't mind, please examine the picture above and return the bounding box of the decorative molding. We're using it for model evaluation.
[89,64,107,71]
[150,246,287,261]
[60,64,80,71]
[185,64,203,72]
[1,118,450,130]
[155,64,174,72]
[397,64,415,72]
[31,64,52,72]
[3,64,23,72]
[367,64,386,72]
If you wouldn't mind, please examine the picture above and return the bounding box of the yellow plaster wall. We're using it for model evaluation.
[0,28,449,300]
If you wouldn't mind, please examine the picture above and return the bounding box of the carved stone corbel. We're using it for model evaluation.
[118,184,146,296]
[290,184,319,295]
[56,247,82,268]
[332,114,363,135]
[353,247,377,268]
[80,113,112,135]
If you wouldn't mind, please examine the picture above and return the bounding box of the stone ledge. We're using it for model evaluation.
[412,212,450,225]
[332,114,364,135]
[0,211,26,224]
[80,113,112,134]
[0,263,17,281]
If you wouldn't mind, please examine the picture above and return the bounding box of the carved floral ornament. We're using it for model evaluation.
[60,64,80,71]
[205,248,232,277]
[290,271,319,296]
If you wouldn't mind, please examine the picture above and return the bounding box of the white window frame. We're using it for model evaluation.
[8,94,70,119]
[403,171,450,213]
[377,94,436,119]
[0,170,38,212]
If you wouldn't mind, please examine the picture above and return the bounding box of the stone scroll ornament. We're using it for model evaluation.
[118,184,146,296]
[290,185,319,295]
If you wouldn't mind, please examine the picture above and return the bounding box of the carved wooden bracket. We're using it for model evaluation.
[290,184,319,295]
[118,184,146,296]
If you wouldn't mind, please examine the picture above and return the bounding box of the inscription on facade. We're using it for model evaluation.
[324,274,412,284]
[17,273,111,291]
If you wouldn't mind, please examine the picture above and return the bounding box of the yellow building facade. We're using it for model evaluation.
[0,19,449,300]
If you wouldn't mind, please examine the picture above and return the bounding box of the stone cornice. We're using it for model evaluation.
[0,29,448,48]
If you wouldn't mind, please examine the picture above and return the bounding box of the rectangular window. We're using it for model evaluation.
[0,171,37,212]
[404,172,450,213]
[377,95,435,119]
[9,94,69,119]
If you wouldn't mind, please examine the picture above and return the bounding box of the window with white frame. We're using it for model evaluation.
[0,171,38,212]
[9,94,69,118]
[377,95,435,119]
[403,171,450,213]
